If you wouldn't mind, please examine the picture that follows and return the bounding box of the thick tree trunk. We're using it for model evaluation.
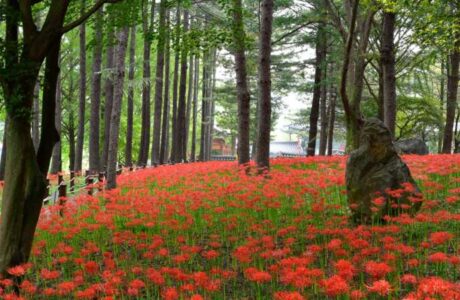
[377,58,384,120]
[381,11,397,138]
[232,0,251,165]
[319,66,328,156]
[50,78,62,174]
[255,0,274,171]
[0,118,8,180]
[160,11,171,165]
[102,31,115,171]
[32,82,40,152]
[171,6,181,162]
[89,9,103,172]
[307,26,327,156]
[106,27,129,190]
[191,55,199,162]
[177,10,190,163]
[151,0,167,165]
[75,11,87,172]
[138,0,155,166]
[125,26,136,167]
[442,50,459,153]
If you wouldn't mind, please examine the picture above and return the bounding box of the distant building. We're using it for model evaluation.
[212,138,234,156]
[269,141,305,157]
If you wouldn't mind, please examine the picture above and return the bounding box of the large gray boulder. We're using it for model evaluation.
[395,138,429,155]
[346,118,423,224]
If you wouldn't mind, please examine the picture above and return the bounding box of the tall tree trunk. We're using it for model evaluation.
[125,25,136,167]
[307,25,327,156]
[170,5,181,162]
[232,0,251,165]
[50,77,62,174]
[177,10,190,163]
[75,4,87,172]
[185,53,194,161]
[327,86,336,156]
[191,55,199,162]
[377,58,384,120]
[255,0,274,171]
[199,48,209,161]
[106,27,129,189]
[102,30,115,171]
[381,11,397,137]
[438,58,446,153]
[68,109,76,172]
[138,0,155,166]
[207,49,217,161]
[442,49,460,153]
[32,82,40,152]
[89,9,103,172]
[0,118,8,180]
[152,0,167,165]
[319,66,328,156]
[160,11,171,164]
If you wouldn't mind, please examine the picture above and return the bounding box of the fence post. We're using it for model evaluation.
[85,170,93,196]
[70,171,75,193]
[98,172,104,192]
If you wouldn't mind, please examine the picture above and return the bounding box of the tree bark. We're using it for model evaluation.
[319,65,328,156]
[125,25,136,167]
[151,0,167,165]
[89,8,103,172]
[106,27,129,190]
[438,58,445,153]
[32,82,40,152]
[255,0,274,171]
[0,118,8,180]
[307,25,327,156]
[50,77,62,174]
[381,11,397,138]
[138,0,155,166]
[160,11,171,164]
[171,5,181,162]
[327,86,336,156]
[232,0,251,165]
[185,53,194,161]
[177,10,189,163]
[75,3,87,172]
[191,55,199,162]
[102,30,115,171]
[442,49,460,153]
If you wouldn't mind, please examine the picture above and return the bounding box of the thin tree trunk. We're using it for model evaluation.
[207,49,217,160]
[381,11,397,137]
[151,0,167,165]
[89,8,103,172]
[307,25,327,156]
[191,55,199,162]
[160,11,171,164]
[32,82,40,152]
[438,58,445,153]
[442,49,460,153]
[68,109,76,172]
[50,78,62,174]
[319,65,328,156]
[199,48,209,161]
[185,53,194,161]
[177,10,189,163]
[170,5,181,162]
[232,0,251,165]
[102,30,115,171]
[138,0,155,166]
[106,27,129,189]
[75,4,87,172]
[255,0,274,171]
[125,25,136,167]
[327,87,336,156]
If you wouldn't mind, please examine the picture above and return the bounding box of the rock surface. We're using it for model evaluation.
[395,138,429,155]
[346,118,423,224]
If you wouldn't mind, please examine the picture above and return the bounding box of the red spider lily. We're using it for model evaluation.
[367,279,391,296]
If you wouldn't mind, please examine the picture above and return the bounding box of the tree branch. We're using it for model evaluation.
[324,0,347,42]
[61,0,121,33]
[272,21,316,46]
[18,0,38,41]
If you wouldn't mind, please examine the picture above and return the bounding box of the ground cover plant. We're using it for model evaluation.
[1,155,460,299]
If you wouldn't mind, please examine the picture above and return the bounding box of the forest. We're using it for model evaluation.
[0,0,459,299]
